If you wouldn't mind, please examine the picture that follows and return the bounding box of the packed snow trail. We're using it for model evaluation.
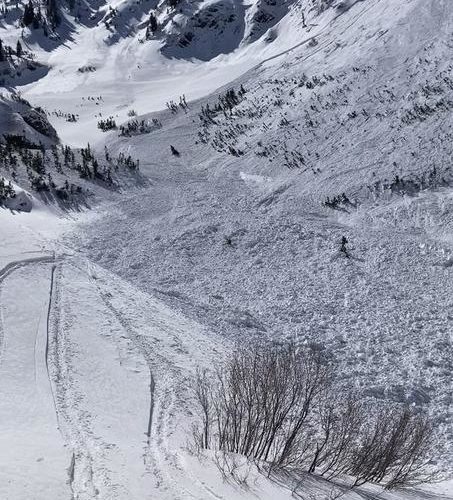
[0,261,71,500]
[48,261,156,499]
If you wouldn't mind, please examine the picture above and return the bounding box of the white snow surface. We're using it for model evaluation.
[1,0,453,497]
[1,207,452,499]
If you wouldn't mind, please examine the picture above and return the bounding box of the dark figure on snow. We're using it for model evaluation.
[340,236,349,257]
[170,145,180,157]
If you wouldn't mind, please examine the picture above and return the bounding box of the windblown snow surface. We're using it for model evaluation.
[1,0,453,498]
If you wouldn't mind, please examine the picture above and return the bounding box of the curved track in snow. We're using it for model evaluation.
[0,243,226,499]
[0,255,71,500]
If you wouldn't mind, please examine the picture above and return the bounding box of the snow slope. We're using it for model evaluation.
[0,91,58,146]
[73,0,453,470]
[1,205,452,499]
[0,260,71,499]
[1,0,453,497]
[10,0,343,145]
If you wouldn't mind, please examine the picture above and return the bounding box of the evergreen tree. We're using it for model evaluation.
[149,12,157,32]
[46,0,60,27]
[0,39,5,62]
[22,1,35,26]
[16,40,23,58]
[340,236,349,257]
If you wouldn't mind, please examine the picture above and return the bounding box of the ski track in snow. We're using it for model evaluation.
[0,253,55,367]
[29,252,223,500]
[48,264,103,499]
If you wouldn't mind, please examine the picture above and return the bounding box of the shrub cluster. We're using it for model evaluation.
[97,116,117,131]
[193,343,437,490]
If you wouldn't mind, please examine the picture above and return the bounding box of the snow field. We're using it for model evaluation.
[1,0,453,496]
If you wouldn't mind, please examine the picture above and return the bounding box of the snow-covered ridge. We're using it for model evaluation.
[1,0,339,60]
[0,90,57,145]
[0,91,144,211]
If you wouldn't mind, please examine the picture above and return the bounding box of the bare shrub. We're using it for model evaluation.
[193,342,437,490]
[292,484,346,500]
[348,407,437,489]
[308,395,365,478]
[206,344,330,468]
[194,368,212,449]
[213,450,252,488]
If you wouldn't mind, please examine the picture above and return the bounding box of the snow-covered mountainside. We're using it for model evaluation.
[1,0,453,498]
[0,91,57,144]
